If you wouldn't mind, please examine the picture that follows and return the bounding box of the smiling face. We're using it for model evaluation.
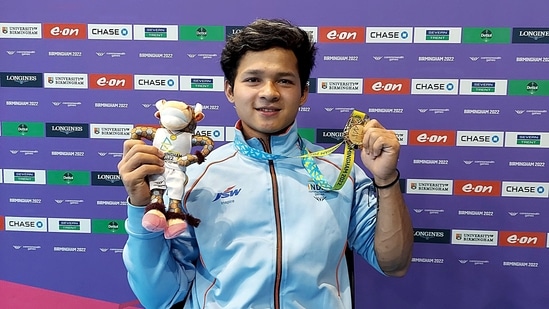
[224,47,309,142]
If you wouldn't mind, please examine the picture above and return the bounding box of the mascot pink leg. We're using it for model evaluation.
[142,189,167,232]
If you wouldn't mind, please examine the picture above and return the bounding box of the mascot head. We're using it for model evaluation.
[154,99,204,131]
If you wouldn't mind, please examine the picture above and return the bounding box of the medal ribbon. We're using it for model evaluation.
[233,110,369,191]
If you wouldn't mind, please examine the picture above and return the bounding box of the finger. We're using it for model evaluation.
[363,119,385,130]
[122,140,164,159]
[363,128,398,157]
[122,139,145,157]
[119,150,164,174]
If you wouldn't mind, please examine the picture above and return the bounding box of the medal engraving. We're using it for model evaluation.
[343,112,370,149]
[348,125,365,148]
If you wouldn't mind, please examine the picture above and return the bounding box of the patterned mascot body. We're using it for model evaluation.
[130,99,214,239]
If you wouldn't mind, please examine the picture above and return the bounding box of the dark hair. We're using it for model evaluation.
[220,18,317,94]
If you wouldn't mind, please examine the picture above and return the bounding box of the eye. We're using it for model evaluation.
[279,79,293,84]
[244,77,260,83]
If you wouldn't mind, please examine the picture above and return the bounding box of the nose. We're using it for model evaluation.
[259,81,280,102]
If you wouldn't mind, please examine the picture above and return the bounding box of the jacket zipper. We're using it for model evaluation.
[269,159,282,309]
[261,139,282,309]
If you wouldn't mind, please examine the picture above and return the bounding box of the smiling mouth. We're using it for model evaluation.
[256,108,281,112]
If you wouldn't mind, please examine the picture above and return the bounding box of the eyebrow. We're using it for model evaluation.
[240,69,298,78]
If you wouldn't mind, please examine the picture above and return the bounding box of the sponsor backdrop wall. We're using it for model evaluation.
[1,0,548,308]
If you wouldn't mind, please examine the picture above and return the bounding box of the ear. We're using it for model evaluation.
[299,85,309,106]
[224,80,235,103]
[155,99,166,111]
[194,113,205,122]
[154,111,161,119]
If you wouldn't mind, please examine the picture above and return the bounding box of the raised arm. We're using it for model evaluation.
[359,119,413,277]
[118,139,198,307]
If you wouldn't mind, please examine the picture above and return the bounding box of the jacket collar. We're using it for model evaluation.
[233,120,302,158]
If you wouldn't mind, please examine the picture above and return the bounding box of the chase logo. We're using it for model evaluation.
[456,131,504,147]
[411,79,458,95]
[366,27,413,43]
[195,126,225,141]
[134,75,179,91]
[87,24,132,40]
[0,72,43,88]
[502,182,549,198]
[5,216,47,232]
[512,28,549,44]
[212,185,242,202]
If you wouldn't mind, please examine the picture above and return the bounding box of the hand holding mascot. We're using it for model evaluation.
[130,99,214,239]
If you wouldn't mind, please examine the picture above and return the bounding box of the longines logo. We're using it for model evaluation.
[225,26,245,40]
[92,171,123,186]
[0,72,43,88]
[414,228,451,244]
[46,123,89,138]
[316,129,344,143]
[512,28,549,44]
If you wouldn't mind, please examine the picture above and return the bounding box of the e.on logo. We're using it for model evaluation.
[89,74,133,90]
[43,24,87,39]
[454,180,501,196]
[499,231,546,248]
[318,27,365,43]
[364,78,411,94]
[409,130,456,146]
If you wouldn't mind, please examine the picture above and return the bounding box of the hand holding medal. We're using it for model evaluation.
[350,112,401,190]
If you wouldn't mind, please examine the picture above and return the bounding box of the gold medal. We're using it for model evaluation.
[347,124,365,149]
[343,111,370,149]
